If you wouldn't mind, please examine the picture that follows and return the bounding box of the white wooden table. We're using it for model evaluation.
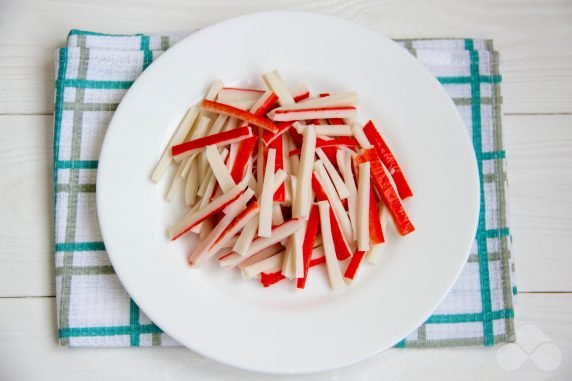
[1,1,571,379]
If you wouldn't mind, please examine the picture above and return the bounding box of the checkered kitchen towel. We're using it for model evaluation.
[54,29,516,347]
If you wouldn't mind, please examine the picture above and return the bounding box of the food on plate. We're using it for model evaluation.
[151,70,415,289]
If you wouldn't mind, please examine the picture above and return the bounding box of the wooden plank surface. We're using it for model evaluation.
[504,115,572,292]
[0,0,571,115]
[1,294,570,380]
[0,115,53,297]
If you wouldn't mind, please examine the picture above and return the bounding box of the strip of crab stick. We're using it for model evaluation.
[360,148,415,236]
[241,251,285,279]
[226,142,239,172]
[313,161,353,242]
[200,99,279,133]
[272,169,288,195]
[278,92,358,111]
[180,154,195,179]
[199,217,215,240]
[362,120,413,199]
[315,149,350,200]
[311,172,352,260]
[297,204,320,289]
[293,125,316,219]
[237,243,283,269]
[338,150,358,240]
[292,227,306,278]
[218,87,264,103]
[366,204,389,264]
[314,124,353,137]
[290,83,310,103]
[317,201,345,290]
[205,145,236,193]
[168,182,246,240]
[260,271,286,287]
[261,121,295,146]
[172,126,254,161]
[256,131,265,197]
[185,161,199,206]
[269,106,357,122]
[233,215,259,256]
[288,175,298,206]
[251,91,279,116]
[343,249,367,281]
[281,137,293,204]
[258,148,276,237]
[151,105,200,182]
[196,168,214,198]
[368,186,385,244]
[288,136,360,156]
[351,123,372,149]
[269,136,285,202]
[284,133,300,176]
[357,162,371,252]
[281,239,294,278]
[190,196,258,267]
[166,160,185,201]
[263,70,295,106]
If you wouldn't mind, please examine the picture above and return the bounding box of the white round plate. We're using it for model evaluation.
[97,11,479,374]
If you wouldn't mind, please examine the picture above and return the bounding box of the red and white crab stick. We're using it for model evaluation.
[172,126,254,161]
[154,71,415,290]
[188,189,256,267]
[269,106,357,122]
[201,99,279,133]
[317,201,345,290]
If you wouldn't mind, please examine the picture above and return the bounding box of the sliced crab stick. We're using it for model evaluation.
[317,201,345,290]
[269,106,357,122]
[360,148,415,236]
[357,162,371,252]
[363,120,413,199]
[172,126,254,160]
[201,99,279,133]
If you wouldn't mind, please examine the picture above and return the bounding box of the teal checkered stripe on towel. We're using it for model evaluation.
[54,30,515,347]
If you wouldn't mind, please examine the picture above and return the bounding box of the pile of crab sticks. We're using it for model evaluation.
[151,70,415,290]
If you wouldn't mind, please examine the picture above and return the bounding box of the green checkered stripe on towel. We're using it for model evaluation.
[53,29,515,347]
